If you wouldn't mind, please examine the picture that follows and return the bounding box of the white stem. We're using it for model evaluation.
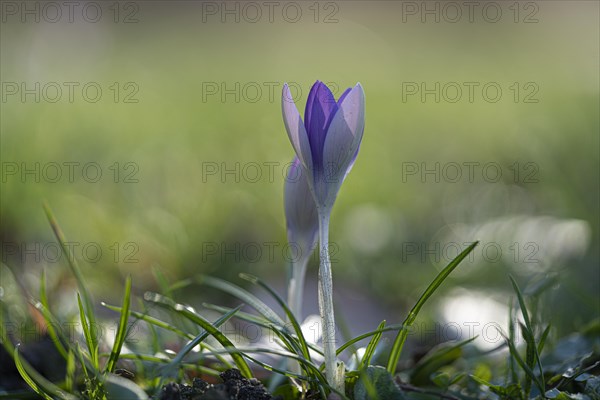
[287,257,308,323]
[317,210,343,393]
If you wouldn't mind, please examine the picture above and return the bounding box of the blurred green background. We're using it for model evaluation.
[1,1,598,347]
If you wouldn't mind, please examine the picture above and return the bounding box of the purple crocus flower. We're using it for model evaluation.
[282,81,365,211]
[281,80,365,392]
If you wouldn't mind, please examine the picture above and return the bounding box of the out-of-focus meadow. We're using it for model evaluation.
[1,1,598,345]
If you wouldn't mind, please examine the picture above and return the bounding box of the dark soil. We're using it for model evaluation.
[159,369,279,400]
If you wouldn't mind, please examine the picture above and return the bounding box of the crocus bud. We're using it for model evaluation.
[284,157,319,257]
[282,81,365,211]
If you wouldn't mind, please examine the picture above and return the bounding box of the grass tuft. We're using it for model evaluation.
[387,241,479,375]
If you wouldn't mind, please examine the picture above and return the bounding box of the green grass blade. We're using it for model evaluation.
[241,352,309,380]
[204,303,327,359]
[38,268,69,359]
[75,343,89,380]
[244,353,334,397]
[198,275,285,326]
[510,276,545,393]
[144,291,253,378]
[537,324,551,355]
[245,354,309,381]
[509,276,533,333]
[508,298,519,385]
[65,348,75,393]
[200,347,328,385]
[410,337,477,385]
[470,374,522,399]
[103,303,193,339]
[387,241,478,374]
[268,322,305,357]
[520,322,536,397]
[170,304,243,367]
[14,346,78,400]
[359,320,386,370]
[120,298,236,372]
[167,278,193,293]
[14,347,53,400]
[43,203,97,331]
[203,303,272,327]
[240,273,311,361]
[77,292,99,369]
[337,323,404,356]
[500,331,544,394]
[30,300,70,360]
[106,275,132,373]
[244,351,328,400]
[186,340,235,371]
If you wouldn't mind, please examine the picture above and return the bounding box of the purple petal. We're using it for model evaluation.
[344,145,361,178]
[282,83,313,172]
[304,80,320,128]
[304,81,339,170]
[322,83,365,189]
[337,87,352,106]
